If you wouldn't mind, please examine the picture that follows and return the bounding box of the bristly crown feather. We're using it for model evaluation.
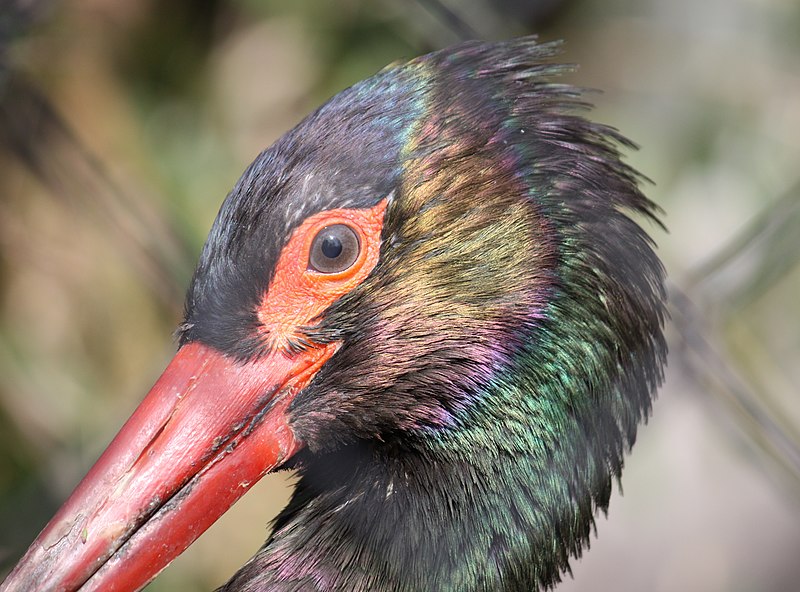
[186,37,668,592]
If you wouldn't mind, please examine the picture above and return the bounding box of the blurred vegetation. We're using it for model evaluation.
[1,0,799,591]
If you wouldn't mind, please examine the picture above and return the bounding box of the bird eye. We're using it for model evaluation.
[308,224,360,273]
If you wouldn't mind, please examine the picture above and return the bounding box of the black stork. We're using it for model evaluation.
[1,37,667,592]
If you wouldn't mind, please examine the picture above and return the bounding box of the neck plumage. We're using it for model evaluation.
[217,377,624,592]
[219,453,557,591]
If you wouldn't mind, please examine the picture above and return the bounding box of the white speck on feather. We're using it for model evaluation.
[332,491,364,513]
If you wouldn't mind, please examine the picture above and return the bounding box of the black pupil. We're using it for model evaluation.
[321,235,343,259]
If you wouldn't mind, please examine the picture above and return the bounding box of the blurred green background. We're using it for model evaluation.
[1,0,799,590]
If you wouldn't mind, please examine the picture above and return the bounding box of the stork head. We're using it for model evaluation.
[1,38,666,592]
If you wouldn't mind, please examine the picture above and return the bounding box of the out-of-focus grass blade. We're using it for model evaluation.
[672,181,800,493]
[0,70,193,310]
[670,287,800,492]
[687,179,800,312]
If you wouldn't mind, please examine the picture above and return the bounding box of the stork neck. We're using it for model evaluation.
[220,430,588,592]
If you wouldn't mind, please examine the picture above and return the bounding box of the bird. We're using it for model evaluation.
[1,37,667,592]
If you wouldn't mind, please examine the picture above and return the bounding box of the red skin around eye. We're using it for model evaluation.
[256,198,388,350]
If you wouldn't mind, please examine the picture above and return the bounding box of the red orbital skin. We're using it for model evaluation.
[257,197,389,351]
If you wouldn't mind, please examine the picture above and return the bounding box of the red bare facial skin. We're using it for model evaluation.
[0,199,388,592]
[256,198,388,350]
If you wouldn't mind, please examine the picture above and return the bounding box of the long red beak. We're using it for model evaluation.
[1,340,337,592]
